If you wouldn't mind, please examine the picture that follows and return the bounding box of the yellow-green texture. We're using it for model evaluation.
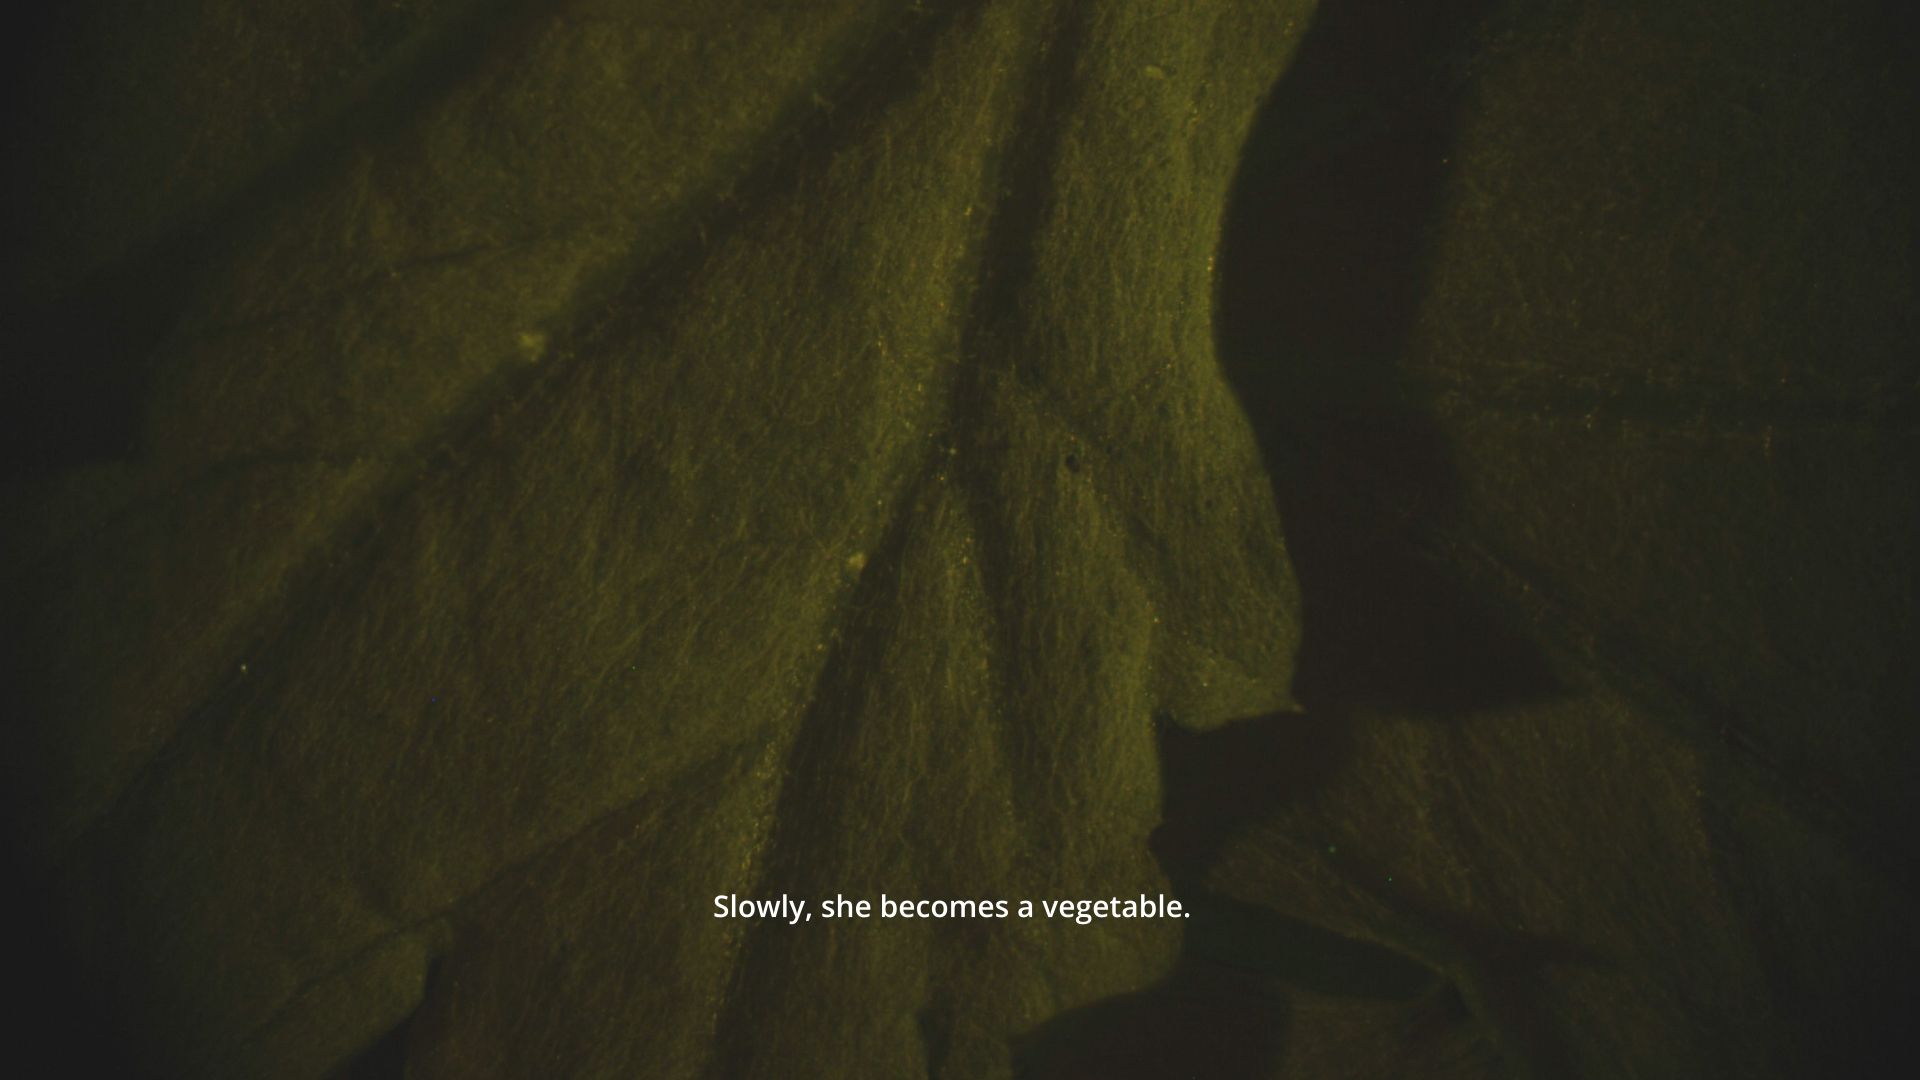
[2,0,1914,1078]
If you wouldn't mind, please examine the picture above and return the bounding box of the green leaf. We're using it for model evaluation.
[10,2,1308,1075]
[6,0,1915,1077]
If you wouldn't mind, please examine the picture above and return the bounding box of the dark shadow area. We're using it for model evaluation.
[0,0,553,480]
[0,11,158,477]
[1015,713,1450,1079]
[1149,709,1350,891]
[1010,962,1289,1080]
[323,964,436,1080]
[1699,794,1920,1079]
[1028,6,1591,1066]
[1,256,199,480]
[1214,0,1556,716]
[1178,889,1438,1002]
[1153,713,1440,999]
[326,1018,415,1080]
[0,842,158,1078]
[1137,710,1591,1078]
[1319,847,1598,1079]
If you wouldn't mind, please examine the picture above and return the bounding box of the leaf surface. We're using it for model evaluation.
[7,0,1916,1077]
